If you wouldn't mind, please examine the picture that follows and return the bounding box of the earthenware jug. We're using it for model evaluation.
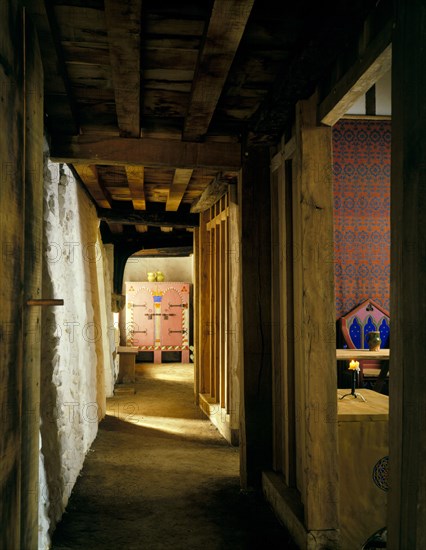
[367,331,381,351]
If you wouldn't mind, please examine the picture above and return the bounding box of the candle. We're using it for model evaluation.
[349,360,359,371]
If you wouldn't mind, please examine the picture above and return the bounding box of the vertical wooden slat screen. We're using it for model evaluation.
[198,209,211,395]
[193,227,200,402]
[195,189,240,444]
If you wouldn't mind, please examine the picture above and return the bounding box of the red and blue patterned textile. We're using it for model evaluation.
[333,119,391,319]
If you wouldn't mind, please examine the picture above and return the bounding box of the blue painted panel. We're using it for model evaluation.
[349,317,362,348]
[379,318,390,347]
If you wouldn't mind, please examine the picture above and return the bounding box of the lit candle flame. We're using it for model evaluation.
[349,360,359,371]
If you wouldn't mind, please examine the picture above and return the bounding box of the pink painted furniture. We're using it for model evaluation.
[125,282,191,363]
[339,298,390,386]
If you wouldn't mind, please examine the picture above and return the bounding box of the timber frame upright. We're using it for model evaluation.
[388,1,426,547]
[0,2,44,548]
[262,94,339,548]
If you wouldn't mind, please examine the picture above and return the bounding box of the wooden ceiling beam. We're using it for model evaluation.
[165,168,193,211]
[104,0,142,137]
[108,223,123,234]
[125,166,146,210]
[73,164,112,208]
[190,173,232,213]
[318,18,393,126]
[135,224,148,233]
[23,0,79,134]
[132,246,193,257]
[50,135,242,170]
[182,0,255,142]
[98,208,199,228]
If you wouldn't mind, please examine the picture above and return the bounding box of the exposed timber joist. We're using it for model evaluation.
[132,246,193,257]
[23,0,79,134]
[190,173,231,213]
[50,135,242,170]
[182,0,255,142]
[73,164,112,208]
[98,208,199,228]
[318,18,392,126]
[166,168,193,211]
[104,0,141,137]
[125,166,146,210]
[135,224,148,233]
[108,223,123,234]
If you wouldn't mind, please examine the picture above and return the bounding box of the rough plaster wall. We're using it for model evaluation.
[123,256,194,286]
[38,157,115,546]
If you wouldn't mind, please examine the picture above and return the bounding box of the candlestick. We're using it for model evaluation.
[339,359,366,402]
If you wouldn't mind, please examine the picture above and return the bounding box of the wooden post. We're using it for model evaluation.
[270,158,283,473]
[228,185,242,444]
[199,210,211,395]
[239,145,273,488]
[214,204,220,400]
[222,195,229,412]
[219,198,226,408]
[0,2,25,547]
[389,2,426,547]
[193,227,200,401]
[292,94,338,534]
[21,14,44,548]
[209,213,216,398]
[281,158,296,486]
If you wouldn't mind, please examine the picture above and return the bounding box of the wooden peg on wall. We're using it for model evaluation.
[26,299,64,306]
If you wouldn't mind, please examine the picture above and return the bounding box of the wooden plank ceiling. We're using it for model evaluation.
[26,0,377,246]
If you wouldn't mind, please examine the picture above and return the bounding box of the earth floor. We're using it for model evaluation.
[51,362,298,550]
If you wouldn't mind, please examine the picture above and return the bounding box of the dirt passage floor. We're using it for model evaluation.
[51,363,298,550]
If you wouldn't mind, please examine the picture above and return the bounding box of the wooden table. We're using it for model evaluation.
[336,349,390,361]
[337,389,389,549]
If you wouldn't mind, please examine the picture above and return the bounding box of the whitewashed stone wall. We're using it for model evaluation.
[38,156,115,549]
